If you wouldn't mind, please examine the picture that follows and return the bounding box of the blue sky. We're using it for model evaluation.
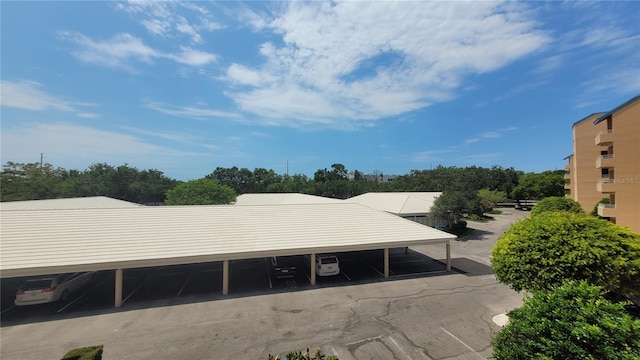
[1,1,639,180]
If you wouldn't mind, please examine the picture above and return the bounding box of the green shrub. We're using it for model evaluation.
[491,212,640,298]
[492,281,640,359]
[61,345,103,360]
[268,348,337,360]
[530,196,583,217]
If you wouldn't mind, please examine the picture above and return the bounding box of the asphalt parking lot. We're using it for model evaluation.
[1,209,529,360]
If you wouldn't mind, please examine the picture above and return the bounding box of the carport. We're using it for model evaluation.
[1,202,456,307]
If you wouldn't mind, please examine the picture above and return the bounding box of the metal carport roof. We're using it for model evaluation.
[347,192,442,215]
[0,202,455,278]
[0,196,142,210]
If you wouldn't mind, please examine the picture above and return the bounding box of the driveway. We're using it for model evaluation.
[0,209,528,360]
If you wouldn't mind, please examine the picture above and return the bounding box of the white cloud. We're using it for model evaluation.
[59,31,158,71]
[143,100,241,120]
[60,32,217,70]
[0,123,216,176]
[77,113,99,119]
[480,131,501,139]
[176,16,202,44]
[226,63,275,87]
[1,123,166,159]
[122,126,219,149]
[460,152,502,164]
[465,138,480,144]
[165,47,217,66]
[227,1,549,127]
[0,80,97,116]
[115,1,223,43]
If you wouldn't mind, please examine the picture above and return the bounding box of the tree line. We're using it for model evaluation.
[0,161,566,207]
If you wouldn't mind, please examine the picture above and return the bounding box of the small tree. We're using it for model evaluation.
[477,188,506,215]
[165,178,236,205]
[491,212,640,298]
[530,196,584,217]
[492,281,640,359]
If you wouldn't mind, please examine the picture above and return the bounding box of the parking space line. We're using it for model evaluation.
[1,306,16,315]
[175,272,195,298]
[341,271,351,281]
[367,263,385,277]
[440,327,484,359]
[57,278,109,313]
[123,274,152,305]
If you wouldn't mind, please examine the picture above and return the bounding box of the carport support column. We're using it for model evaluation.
[223,260,229,295]
[384,248,390,278]
[446,241,451,271]
[310,253,316,285]
[115,268,123,308]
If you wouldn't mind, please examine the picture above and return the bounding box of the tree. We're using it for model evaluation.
[530,196,584,217]
[491,212,640,298]
[477,188,507,213]
[492,281,640,360]
[431,190,482,222]
[0,161,69,201]
[511,170,565,200]
[165,178,236,205]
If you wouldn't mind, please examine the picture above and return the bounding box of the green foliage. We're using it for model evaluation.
[267,348,338,360]
[591,197,611,217]
[165,178,236,205]
[511,170,565,200]
[530,196,584,217]
[491,212,640,298]
[61,345,103,360]
[491,281,640,360]
[431,190,482,221]
[1,162,178,204]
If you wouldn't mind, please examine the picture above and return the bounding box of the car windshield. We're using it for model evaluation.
[277,256,297,266]
[21,279,53,291]
[319,256,338,264]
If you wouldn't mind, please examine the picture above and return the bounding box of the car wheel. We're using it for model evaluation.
[60,290,70,302]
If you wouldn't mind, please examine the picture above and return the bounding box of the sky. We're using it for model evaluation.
[1,1,639,181]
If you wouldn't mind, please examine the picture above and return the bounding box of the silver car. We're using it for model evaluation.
[15,272,94,306]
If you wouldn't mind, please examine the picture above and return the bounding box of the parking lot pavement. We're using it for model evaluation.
[0,209,527,359]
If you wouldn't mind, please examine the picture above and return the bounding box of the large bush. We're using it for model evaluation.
[530,196,583,217]
[61,345,103,360]
[165,178,236,205]
[491,212,640,297]
[492,281,640,359]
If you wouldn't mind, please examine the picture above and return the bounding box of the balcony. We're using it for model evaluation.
[597,203,616,217]
[595,130,614,145]
[597,178,615,193]
[596,154,614,169]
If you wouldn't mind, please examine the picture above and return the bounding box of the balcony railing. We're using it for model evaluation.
[595,129,614,145]
[596,154,614,168]
[597,178,615,193]
[597,202,616,217]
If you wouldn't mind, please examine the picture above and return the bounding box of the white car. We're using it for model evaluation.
[15,272,95,306]
[306,254,340,276]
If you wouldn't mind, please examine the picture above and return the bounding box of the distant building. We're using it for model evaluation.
[347,171,398,182]
[347,192,450,228]
[565,95,640,233]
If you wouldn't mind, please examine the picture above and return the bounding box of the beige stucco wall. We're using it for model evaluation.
[570,113,608,212]
[599,100,640,233]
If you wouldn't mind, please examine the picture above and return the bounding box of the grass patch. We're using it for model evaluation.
[465,214,494,223]
[488,209,503,215]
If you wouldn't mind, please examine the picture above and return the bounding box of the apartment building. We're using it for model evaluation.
[565,95,640,233]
